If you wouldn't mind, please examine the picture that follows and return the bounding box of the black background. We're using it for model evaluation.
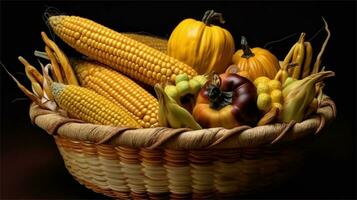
[1,1,356,199]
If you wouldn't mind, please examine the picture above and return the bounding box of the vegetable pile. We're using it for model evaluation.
[4,10,334,130]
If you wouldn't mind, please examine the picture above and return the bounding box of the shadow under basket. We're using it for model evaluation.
[29,95,336,199]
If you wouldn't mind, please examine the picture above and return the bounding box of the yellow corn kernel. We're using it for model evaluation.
[51,82,140,128]
[73,59,159,128]
[48,15,197,86]
[122,33,167,53]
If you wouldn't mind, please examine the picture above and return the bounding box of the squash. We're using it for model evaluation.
[168,10,235,75]
[232,36,280,81]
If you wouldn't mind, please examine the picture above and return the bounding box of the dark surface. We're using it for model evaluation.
[1,1,356,199]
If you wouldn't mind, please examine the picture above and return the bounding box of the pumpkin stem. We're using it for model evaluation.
[241,36,255,58]
[207,74,233,109]
[202,10,225,25]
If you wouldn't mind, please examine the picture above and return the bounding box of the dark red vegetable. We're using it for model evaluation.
[193,73,260,128]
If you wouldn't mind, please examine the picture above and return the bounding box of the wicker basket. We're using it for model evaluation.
[29,95,336,199]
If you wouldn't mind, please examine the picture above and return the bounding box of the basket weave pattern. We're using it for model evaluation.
[30,96,336,198]
[55,136,305,199]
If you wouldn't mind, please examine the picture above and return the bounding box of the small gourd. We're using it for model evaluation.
[168,10,235,75]
[164,74,208,112]
[232,36,280,81]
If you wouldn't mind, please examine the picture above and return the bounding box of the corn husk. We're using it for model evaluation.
[280,71,335,123]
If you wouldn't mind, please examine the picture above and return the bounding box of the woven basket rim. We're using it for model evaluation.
[29,95,336,150]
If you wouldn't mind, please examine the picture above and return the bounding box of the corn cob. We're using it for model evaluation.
[73,59,159,128]
[51,82,140,128]
[48,15,197,86]
[122,33,167,53]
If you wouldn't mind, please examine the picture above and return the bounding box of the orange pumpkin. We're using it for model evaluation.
[232,36,280,81]
[225,64,252,81]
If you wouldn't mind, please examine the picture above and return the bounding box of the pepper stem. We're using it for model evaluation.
[207,74,233,110]
[212,73,221,87]
[202,10,225,25]
[241,36,255,58]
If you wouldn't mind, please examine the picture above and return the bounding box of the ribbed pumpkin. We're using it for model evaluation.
[232,36,280,80]
[168,10,235,75]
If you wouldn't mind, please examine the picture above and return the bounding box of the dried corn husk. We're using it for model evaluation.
[280,71,335,123]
